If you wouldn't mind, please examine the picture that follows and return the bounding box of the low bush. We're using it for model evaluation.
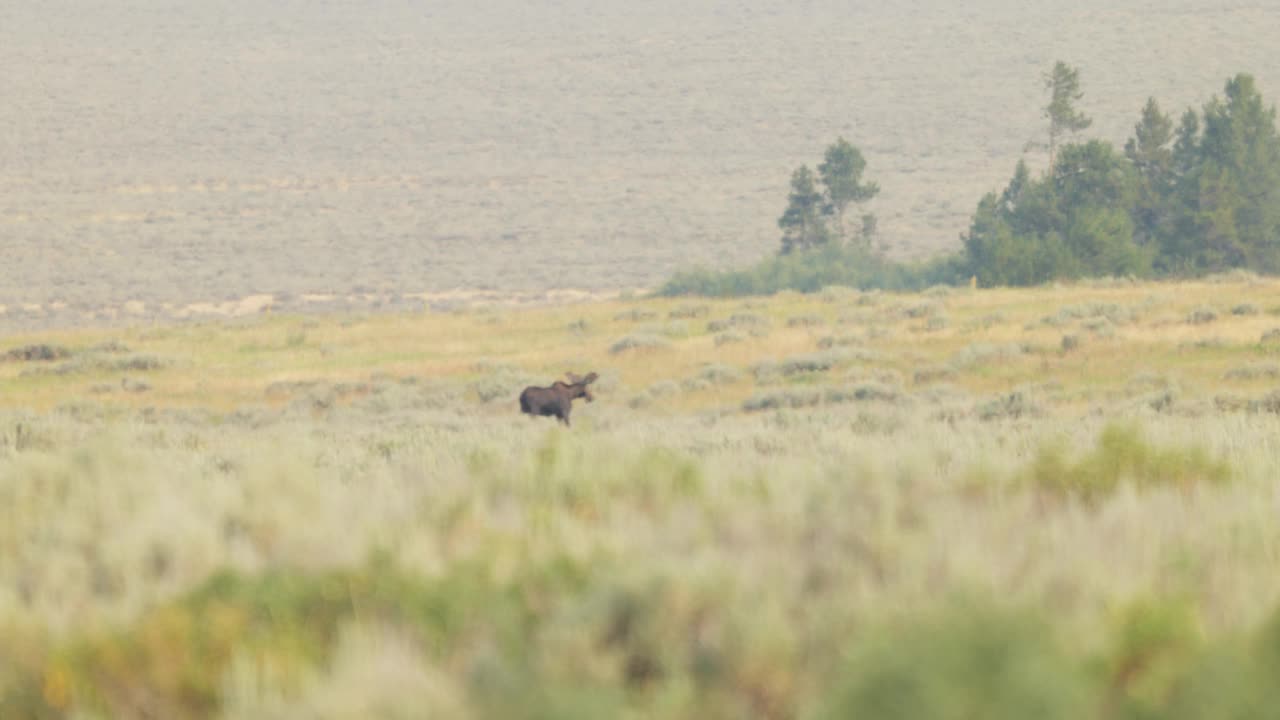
[713,331,745,346]
[656,244,964,297]
[814,599,1091,720]
[1024,423,1231,503]
[779,349,857,376]
[912,365,957,385]
[824,381,902,405]
[1223,363,1280,381]
[1187,306,1218,325]
[1041,303,1135,327]
[609,334,671,355]
[614,308,658,322]
[976,391,1040,421]
[742,388,823,411]
[903,301,941,319]
[786,313,825,328]
[662,320,691,338]
[951,343,1026,369]
[4,344,71,362]
[470,370,539,404]
[693,364,742,385]
[817,334,862,349]
[667,303,710,319]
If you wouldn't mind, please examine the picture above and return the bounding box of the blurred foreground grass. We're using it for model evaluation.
[4,276,1280,717]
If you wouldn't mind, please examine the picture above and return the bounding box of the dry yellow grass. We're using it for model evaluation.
[4,276,1280,417]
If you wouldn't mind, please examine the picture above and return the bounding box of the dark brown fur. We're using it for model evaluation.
[519,372,599,426]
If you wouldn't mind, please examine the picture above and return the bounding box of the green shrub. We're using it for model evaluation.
[1248,389,1280,414]
[816,333,862,349]
[960,313,1001,332]
[693,364,742,385]
[470,370,538,403]
[11,553,605,720]
[951,342,1026,369]
[1133,607,1280,720]
[779,349,856,376]
[680,377,712,393]
[656,244,964,298]
[913,365,957,385]
[742,388,822,412]
[1186,306,1217,325]
[1223,363,1280,381]
[3,344,72,362]
[614,308,658,322]
[824,381,902,405]
[786,313,825,328]
[1041,303,1136,327]
[1025,423,1231,503]
[609,334,671,355]
[1101,597,1203,718]
[813,599,1092,720]
[903,301,941,318]
[662,320,691,338]
[668,304,710,319]
[646,380,681,398]
[976,391,1041,421]
[713,331,744,346]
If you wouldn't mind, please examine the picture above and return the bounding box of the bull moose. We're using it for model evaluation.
[519,371,599,426]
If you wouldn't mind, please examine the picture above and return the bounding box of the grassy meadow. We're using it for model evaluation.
[4,276,1280,717]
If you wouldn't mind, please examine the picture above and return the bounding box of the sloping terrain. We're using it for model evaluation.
[3,1,1280,329]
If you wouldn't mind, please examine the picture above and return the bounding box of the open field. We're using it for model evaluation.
[4,0,1280,329]
[4,277,1280,717]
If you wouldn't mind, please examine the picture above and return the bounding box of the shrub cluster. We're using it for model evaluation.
[8,567,1280,720]
[1024,423,1232,503]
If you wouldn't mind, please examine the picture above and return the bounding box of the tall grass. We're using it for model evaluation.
[5,277,1280,716]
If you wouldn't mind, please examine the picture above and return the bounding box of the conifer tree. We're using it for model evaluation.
[1124,98,1175,246]
[778,166,828,254]
[817,137,879,244]
[1043,62,1093,168]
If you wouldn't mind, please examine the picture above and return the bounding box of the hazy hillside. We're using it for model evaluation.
[3,0,1279,324]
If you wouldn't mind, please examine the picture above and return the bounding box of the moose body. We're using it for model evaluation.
[519,372,598,426]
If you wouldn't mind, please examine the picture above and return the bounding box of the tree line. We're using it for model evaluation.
[966,65,1280,286]
[661,64,1280,296]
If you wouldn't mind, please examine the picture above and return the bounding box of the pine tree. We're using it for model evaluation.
[1161,74,1280,273]
[1199,74,1280,270]
[817,138,879,244]
[778,166,829,254]
[1043,62,1093,168]
[1124,98,1175,247]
